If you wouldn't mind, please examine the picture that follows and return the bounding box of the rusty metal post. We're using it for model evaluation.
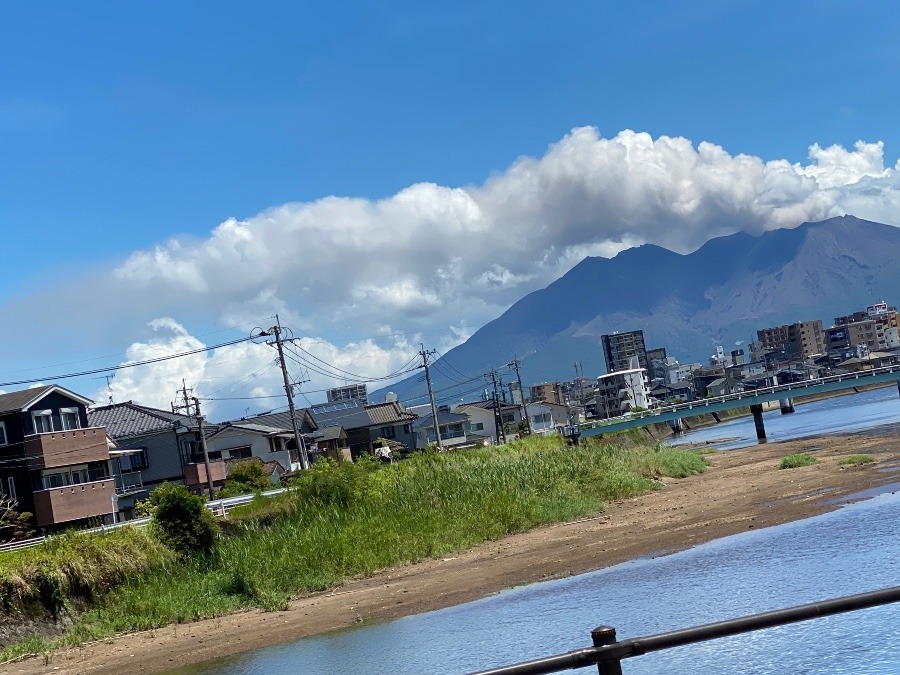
[591,626,623,675]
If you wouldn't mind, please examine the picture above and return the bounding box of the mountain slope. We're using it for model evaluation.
[376,216,900,405]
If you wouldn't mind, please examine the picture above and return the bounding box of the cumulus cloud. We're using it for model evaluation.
[110,128,900,346]
[98,318,432,416]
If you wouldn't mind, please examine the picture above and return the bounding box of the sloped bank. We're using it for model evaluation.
[0,435,705,664]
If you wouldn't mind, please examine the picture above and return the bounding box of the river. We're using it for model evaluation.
[668,384,900,450]
[168,388,900,674]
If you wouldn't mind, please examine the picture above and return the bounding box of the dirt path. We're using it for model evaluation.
[5,431,900,675]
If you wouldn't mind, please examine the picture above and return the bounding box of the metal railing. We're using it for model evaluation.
[470,585,900,674]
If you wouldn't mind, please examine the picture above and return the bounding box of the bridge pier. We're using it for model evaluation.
[779,398,795,414]
[750,403,767,441]
[669,418,683,435]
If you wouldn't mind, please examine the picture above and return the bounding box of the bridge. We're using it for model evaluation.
[577,364,900,441]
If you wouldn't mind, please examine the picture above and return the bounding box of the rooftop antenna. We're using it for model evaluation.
[91,374,115,405]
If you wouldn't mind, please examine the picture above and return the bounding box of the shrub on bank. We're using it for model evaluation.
[151,483,219,557]
[779,453,818,469]
[840,454,875,466]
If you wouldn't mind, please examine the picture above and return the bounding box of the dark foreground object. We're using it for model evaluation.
[470,585,900,675]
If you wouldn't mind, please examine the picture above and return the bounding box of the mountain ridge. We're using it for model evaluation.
[376,215,900,405]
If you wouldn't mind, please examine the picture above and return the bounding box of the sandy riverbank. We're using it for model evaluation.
[4,430,900,675]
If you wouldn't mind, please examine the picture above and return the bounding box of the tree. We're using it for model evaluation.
[150,483,219,557]
[0,496,35,542]
[218,459,272,497]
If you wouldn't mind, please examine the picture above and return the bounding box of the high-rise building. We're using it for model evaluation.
[326,383,368,405]
[601,330,648,374]
[756,321,826,359]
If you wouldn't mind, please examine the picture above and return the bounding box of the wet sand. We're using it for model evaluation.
[3,431,899,675]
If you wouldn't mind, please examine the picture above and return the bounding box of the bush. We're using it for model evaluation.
[779,453,818,469]
[290,456,381,508]
[150,483,219,557]
[840,454,875,466]
[218,459,272,498]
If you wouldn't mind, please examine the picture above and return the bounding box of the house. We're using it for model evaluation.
[525,401,569,434]
[452,400,521,444]
[412,408,475,448]
[205,420,298,473]
[0,385,116,529]
[89,401,227,515]
[291,399,417,458]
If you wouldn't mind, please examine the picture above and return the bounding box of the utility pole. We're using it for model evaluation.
[266,315,310,470]
[509,358,531,435]
[490,369,506,444]
[420,345,442,450]
[191,397,216,498]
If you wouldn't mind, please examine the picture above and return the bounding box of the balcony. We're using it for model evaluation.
[184,460,227,486]
[33,478,115,526]
[24,426,110,471]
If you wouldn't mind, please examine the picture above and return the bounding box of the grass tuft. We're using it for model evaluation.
[839,454,875,466]
[779,453,819,469]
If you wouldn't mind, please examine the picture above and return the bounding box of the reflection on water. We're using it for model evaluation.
[169,490,900,675]
[668,385,900,450]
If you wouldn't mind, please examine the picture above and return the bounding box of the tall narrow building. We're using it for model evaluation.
[601,330,648,374]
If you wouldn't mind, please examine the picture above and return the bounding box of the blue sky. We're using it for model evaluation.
[2,1,900,416]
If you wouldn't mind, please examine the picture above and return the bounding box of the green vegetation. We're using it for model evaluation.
[150,483,220,557]
[0,435,706,662]
[779,453,819,469]
[218,459,273,498]
[840,454,875,466]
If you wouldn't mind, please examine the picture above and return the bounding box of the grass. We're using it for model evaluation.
[0,435,706,661]
[840,454,875,466]
[779,453,819,469]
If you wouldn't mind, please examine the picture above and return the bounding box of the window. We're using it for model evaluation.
[227,446,252,461]
[380,426,396,439]
[60,408,81,430]
[469,422,484,432]
[119,450,149,473]
[402,424,411,434]
[7,477,16,500]
[42,471,69,489]
[0,421,6,446]
[32,410,53,433]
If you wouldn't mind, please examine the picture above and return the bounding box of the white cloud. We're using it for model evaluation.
[98,318,426,417]
[109,128,899,344]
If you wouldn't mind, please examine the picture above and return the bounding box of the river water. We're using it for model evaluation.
[170,388,900,675]
[668,384,900,450]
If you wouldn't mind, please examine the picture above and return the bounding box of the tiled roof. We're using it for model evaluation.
[365,401,416,425]
[218,422,293,436]
[412,410,469,428]
[458,400,519,411]
[88,402,197,439]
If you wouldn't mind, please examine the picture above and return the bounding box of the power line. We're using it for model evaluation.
[0,336,255,389]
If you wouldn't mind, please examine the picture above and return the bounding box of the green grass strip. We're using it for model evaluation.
[1,435,706,660]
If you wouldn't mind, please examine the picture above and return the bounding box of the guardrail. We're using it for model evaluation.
[470,585,900,674]
[0,487,288,554]
[579,364,900,431]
